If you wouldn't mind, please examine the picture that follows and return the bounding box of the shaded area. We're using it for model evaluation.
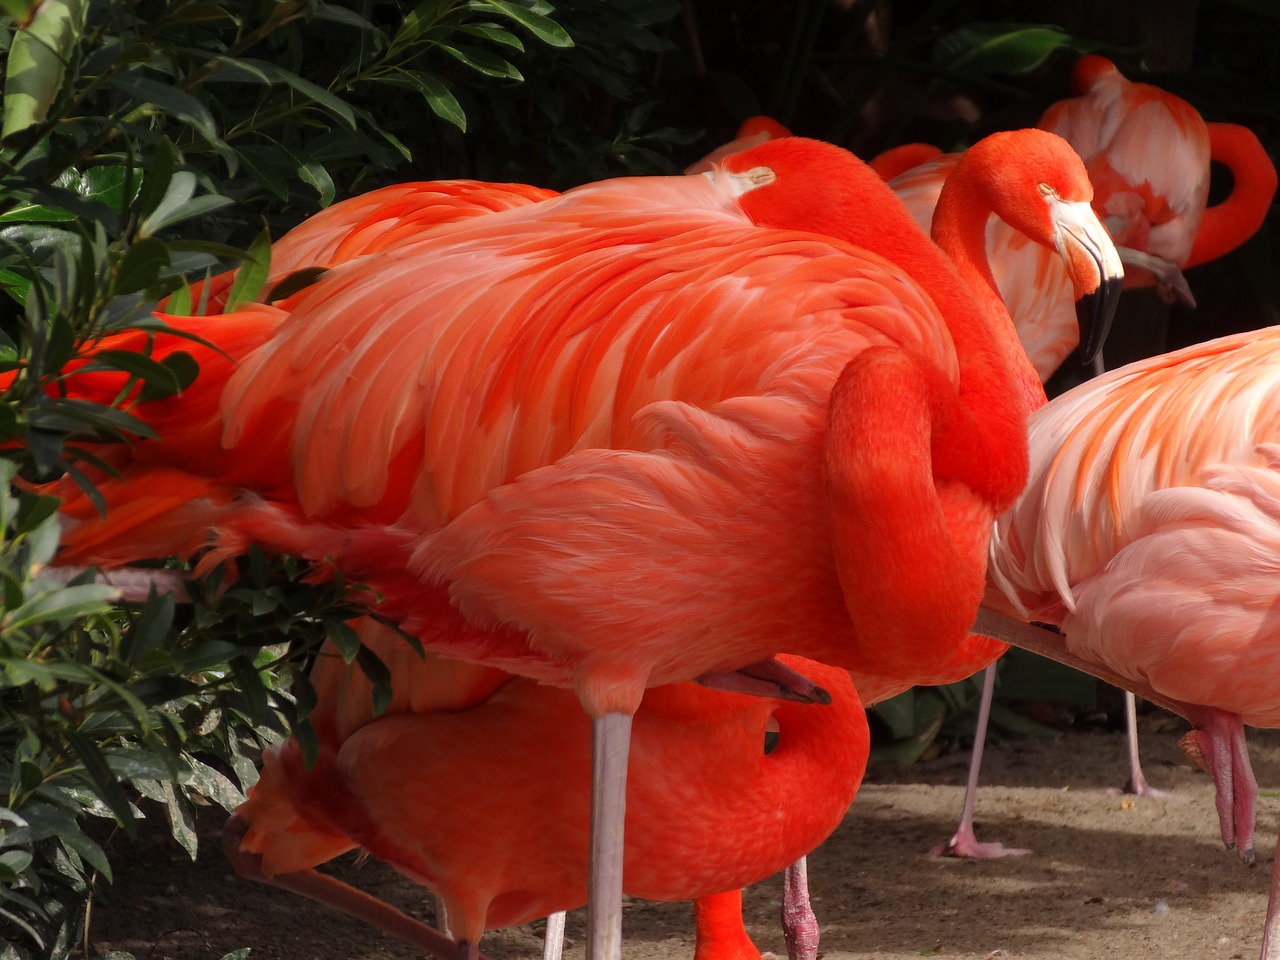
[88,725,1280,960]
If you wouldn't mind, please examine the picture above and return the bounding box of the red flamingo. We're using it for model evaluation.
[975,325,1280,960]
[223,619,867,959]
[36,130,1120,960]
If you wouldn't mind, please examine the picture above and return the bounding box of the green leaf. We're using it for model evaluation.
[870,689,918,741]
[987,702,1066,738]
[136,351,199,403]
[2,0,87,139]
[322,616,361,662]
[3,584,118,633]
[936,24,1078,77]
[0,849,33,878]
[137,171,234,236]
[108,73,221,144]
[239,58,357,130]
[458,22,524,51]
[158,779,197,859]
[57,819,112,876]
[15,489,62,535]
[998,648,1097,706]
[0,0,42,25]
[439,43,523,80]
[223,229,272,312]
[312,2,376,29]
[65,732,135,831]
[406,71,466,131]
[482,0,573,47]
[230,656,269,724]
[85,347,180,393]
[233,144,292,201]
[356,645,392,717]
[119,589,176,665]
[297,161,336,206]
[181,758,245,813]
[113,236,170,295]
[136,138,176,221]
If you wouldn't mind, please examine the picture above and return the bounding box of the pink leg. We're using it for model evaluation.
[1180,710,1257,863]
[1119,691,1176,799]
[782,857,818,960]
[931,664,1030,859]
[222,814,477,960]
[1262,825,1280,960]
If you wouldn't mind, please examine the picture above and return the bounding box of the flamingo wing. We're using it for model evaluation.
[986,328,1280,725]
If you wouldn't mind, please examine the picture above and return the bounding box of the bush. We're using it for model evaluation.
[0,0,698,954]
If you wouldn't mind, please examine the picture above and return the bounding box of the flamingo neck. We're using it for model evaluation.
[932,165,1048,416]
[1185,123,1278,269]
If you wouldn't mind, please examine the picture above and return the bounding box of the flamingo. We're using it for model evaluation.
[885,54,1275,379]
[880,57,1277,858]
[972,325,1280,960]
[33,130,1121,960]
[221,617,867,960]
[183,179,559,314]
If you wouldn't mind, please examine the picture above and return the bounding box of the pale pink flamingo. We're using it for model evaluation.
[34,130,1121,960]
[880,57,1277,858]
[885,54,1274,380]
[974,325,1280,960]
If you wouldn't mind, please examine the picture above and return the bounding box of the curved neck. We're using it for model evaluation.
[933,161,1048,415]
[1185,123,1278,269]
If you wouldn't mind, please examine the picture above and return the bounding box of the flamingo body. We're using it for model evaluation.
[51,136,1107,713]
[1038,54,1210,271]
[236,626,868,948]
[987,328,1280,727]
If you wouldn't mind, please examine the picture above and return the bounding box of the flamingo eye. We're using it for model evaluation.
[1038,182,1057,198]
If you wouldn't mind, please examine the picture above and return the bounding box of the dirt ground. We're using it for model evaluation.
[88,717,1280,960]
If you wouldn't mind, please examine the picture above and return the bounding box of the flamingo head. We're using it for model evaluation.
[717,136,928,261]
[955,129,1124,363]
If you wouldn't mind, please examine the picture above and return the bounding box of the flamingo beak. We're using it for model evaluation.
[697,657,833,704]
[1049,196,1124,364]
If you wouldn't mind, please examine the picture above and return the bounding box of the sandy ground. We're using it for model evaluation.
[87,718,1280,960]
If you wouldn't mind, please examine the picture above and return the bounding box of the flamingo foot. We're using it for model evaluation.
[781,858,819,960]
[930,822,1031,859]
[1108,690,1179,800]
[1113,767,1180,801]
[1115,246,1197,307]
[1179,710,1257,865]
[930,665,1030,860]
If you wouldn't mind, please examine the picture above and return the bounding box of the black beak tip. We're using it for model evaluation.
[809,684,833,706]
[1076,274,1123,365]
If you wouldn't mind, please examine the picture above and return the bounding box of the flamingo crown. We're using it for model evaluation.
[723,136,934,271]
[941,129,1096,243]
